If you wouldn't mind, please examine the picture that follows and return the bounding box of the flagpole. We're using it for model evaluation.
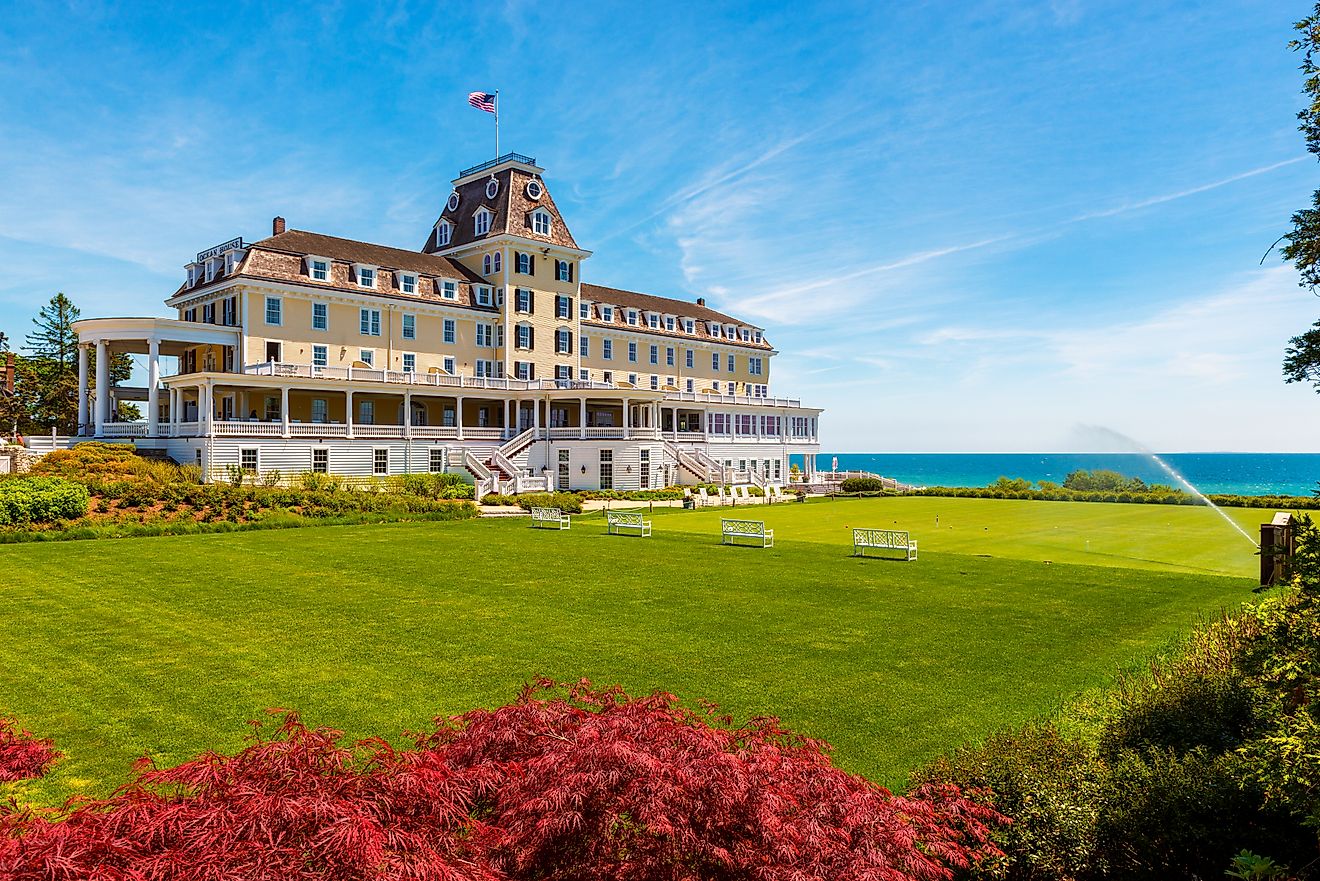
[494,90,500,159]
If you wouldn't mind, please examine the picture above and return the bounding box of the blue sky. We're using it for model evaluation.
[1,1,1318,451]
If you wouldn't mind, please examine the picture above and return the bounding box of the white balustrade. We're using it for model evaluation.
[410,426,459,439]
[289,423,348,437]
[352,425,403,438]
[100,423,147,438]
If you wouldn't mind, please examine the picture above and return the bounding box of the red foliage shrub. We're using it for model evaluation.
[0,719,59,783]
[0,682,1003,880]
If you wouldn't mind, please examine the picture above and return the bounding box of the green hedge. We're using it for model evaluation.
[839,477,895,493]
[908,485,1320,510]
[515,492,584,514]
[578,489,686,501]
[0,477,90,526]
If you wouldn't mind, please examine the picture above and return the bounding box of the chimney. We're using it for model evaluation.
[272,216,286,235]
[696,297,706,307]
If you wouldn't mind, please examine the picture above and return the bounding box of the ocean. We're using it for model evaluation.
[813,453,1320,498]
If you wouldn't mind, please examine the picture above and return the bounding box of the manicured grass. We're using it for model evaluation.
[0,497,1258,805]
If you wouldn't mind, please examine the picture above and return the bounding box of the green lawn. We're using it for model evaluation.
[0,497,1264,805]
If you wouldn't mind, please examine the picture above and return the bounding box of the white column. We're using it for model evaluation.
[147,338,160,436]
[169,387,178,435]
[404,390,412,438]
[533,396,541,436]
[201,383,213,434]
[345,390,355,439]
[76,345,89,435]
[456,395,465,440]
[280,386,290,438]
[579,397,587,439]
[93,339,109,435]
[623,398,630,433]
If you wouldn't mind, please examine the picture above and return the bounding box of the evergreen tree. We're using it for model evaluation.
[24,292,79,374]
[1282,6,1320,388]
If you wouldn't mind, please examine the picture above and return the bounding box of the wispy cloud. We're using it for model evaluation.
[1071,157,1308,222]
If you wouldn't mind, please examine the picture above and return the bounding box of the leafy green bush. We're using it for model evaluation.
[1098,672,1261,759]
[481,493,518,506]
[0,477,91,526]
[516,492,583,514]
[578,489,686,501]
[840,477,891,493]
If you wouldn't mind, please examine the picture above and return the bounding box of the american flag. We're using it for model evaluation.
[468,91,496,113]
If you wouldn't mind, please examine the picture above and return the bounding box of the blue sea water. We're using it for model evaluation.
[813,453,1320,497]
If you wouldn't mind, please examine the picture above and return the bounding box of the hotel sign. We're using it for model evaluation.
[196,237,244,263]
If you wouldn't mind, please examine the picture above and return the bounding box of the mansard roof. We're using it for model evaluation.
[580,283,772,350]
[422,166,580,253]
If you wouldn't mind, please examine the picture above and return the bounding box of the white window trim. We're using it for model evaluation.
[474,207,493,236]
[400,273,418,295]
[440,279,458,300]
[531,209,552,236]
[435,220,453,247]
[354,264,378,288]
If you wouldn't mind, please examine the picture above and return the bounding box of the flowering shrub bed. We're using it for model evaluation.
[908,485,1320,509]
[0,682,1002,879]
[0,477,90,526]
[0,719,59,783]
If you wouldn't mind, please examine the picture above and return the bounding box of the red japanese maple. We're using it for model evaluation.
[0,682,1003,880]
[0,718,59,783]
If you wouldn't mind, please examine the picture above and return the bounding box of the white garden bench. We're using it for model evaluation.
[530,507,571,530]
[853,528,917,561]
[722,518,774,548]
[606,510,652,537]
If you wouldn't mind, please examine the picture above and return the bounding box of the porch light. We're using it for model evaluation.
[581,465,587,474]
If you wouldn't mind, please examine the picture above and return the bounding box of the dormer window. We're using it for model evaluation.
[526,179,543,199]
[665,317,676,332]
[474,207,492,236]
[602,305,614,322]
[647,314,660,329]
[579,300,590,320]
[740,329,750,342]
[355,265,377,288]
[224,250,243,275]
[485,177,500,199]
[204,260,217,283]
[531,209,552,236]
[684,319,695,334]
[400,273,417,295]
[436,220,453,247]
[626,309,638,326]
[441,279,457,300]
[446,191,460,212]
[308,257,330,281]
[475,285,493,307]
[753,330,763,343]
[186,263,201,287]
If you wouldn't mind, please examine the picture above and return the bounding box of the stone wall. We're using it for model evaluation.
[0,445,44,474]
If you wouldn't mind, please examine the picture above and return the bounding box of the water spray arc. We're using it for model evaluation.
[1075,425,1260,549]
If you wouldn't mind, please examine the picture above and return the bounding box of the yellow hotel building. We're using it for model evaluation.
[71,153,822,492]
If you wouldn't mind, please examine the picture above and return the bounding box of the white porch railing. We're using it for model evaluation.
[352,425,402,438]
[100,423,148,438]
[289,423,349,437]
[411,426,459,440]
[212,421,283,436]
[463,427,505,440]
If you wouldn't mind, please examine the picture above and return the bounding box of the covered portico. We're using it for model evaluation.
[73,318,242,437]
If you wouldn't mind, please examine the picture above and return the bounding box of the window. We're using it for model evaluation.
[649,345,658,365]
[640,448,650,489]
[516,324,532,349]
[222,297,236,326]
[555,259,573,282]
[515,252,533,274]
[666,317,675,331]
[599,449,613,490]
[357,266,376,288]
[666,347,674,366]
[359,349,374,367]
[626,309,638,326]
[556,328,571,354]
[628,341,637,362]
[475,286,492,306]
[187,265,200,287]
[603,370,613,383]
[555,365,571,381]
[712,352,720,371]
[312,345,328,368]
[650,375,659,390]
[516,288,532,313]
[443,318,455,344]
[736,414,755,435]
[602,306,614,322]
[492,251,501,272]
[400,313,416,340]
[514,361,532,380]
[311,399,328,424]
[628,373,638,385]
[579,301,590,319]
[727,381,736,394]
[532,210,551,236]
[579,368,589,381]
[312,449,328,473]
[475,209,491,236]
[580,335,589,357]
[475,359,502,377]
[435,221,452,247]
[443,356,455,374]
[727,354,735,372]
[483,254,491,274]
[749,357,763,376]
[709,413,729,435]
[359,400,375,424]
[556,295,571,319]
[373,448,388,475]
[240,448,258,472]
[312,302,328,330]
[402,353,415,373]
[558,449,569,491]
[205,261,216,282]
[360,308,381,336]
[754,330,763,343]
[647,314,659,329]
[400,273,417,295]
[183,307,196,322]
[264,297,282,325]
[684,319,694,334]
[603,339,613,360]
[441,280,457,300]
[476,324,494,347]
[202,303,215,324]
[685,349,694,369]
[429,448,445,473]
[685,378,694,392]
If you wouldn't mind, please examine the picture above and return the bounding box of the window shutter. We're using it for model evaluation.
[530,255,535,275]
[568,262,574,282]
[567,330,573,354]
[530,327,536,350]
[529,290,536,314]
[529,362,536,380]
